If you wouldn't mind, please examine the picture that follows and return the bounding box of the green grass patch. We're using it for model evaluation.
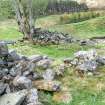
[10,42,91,59]
[0,20,22,40]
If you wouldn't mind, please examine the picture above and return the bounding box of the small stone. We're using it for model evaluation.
[9,65,22,77]
[71,58,78,66]
[29,55,43,63]
[32,72,42,80]
[0,82,6,95]
[43,69,55,81]
[23,71,31,77]
[87,72,93,76]
[37,59,52,69]
[0,60,7,67]
[0,68,8,76]
[96,56,105,65]
[5,84,11,94]
[27,62,36,72]
[56,64,65,76]
[64,58,72,64]
[9,49,21,61]
[0,41,8,56]
[26,88,41,105]
[2,75,13,83]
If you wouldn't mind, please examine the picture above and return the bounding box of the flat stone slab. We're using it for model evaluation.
[33,80,61,92]
[0,90,27,105]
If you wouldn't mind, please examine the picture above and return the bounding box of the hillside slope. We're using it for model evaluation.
[0,15,105,40]
[47,16,105,39]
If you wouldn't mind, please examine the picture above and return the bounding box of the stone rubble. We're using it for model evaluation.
[33,29,75,44]
[64,49,105,73]
[42,69,55,81]
[1,41,104,104]
[0,41,63,105]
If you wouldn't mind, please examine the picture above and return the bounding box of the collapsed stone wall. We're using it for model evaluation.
[1,41,105,104]
[64,49,105,76]
[33,29,75,45]
[0,41,66,105]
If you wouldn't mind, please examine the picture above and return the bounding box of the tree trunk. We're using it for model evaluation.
[14,0,35,42]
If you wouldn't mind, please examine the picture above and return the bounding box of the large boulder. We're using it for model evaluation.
[76,60,97,72]
[13,76,32,89]
[0,90,27,105]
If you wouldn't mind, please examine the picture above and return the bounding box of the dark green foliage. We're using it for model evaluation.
[45,0,88,15]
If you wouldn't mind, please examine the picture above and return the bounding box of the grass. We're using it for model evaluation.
[39,67,105,105]
[1,13,105,105]
[0,19,22,40]
[10,42,91,59]
[36,14,105,39]
[48,16,105,39]
[1,15,105,40]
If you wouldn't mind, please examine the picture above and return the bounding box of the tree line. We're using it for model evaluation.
[0,0,89,20]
